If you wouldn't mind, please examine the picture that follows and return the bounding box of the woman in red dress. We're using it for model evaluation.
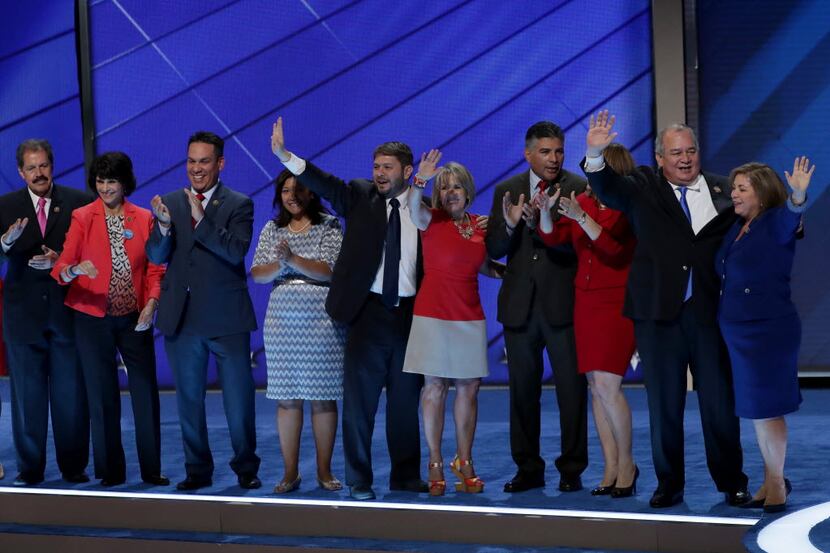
[535,144,638,498]
[403,152,501,496]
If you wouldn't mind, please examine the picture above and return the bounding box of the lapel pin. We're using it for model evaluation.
[53,206,60,213]
[123,229,134,240]
[212,199,220,206]
[713,186,722,194]
[126,216,133,223]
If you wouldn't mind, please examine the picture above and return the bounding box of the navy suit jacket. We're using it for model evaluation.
[716,203,803,322]
[145,181,257,337]
[0,184,92,343]
[584,162,735,323]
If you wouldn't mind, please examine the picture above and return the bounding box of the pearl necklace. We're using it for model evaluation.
[287,219,311,233]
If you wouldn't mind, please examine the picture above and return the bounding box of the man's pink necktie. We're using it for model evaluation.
[36,197,47,236]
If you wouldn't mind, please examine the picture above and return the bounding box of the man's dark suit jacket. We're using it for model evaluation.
[584,163,736,323]
[0,185,91,343]
[145,182,257,337]
[486,169,587,328]
[296,162,422,325]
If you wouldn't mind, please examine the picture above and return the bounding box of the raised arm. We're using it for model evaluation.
[776,155,815,242]
[408,149,442,230]
[581,111,636,213]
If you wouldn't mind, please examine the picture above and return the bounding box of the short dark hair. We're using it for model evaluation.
[728,162,788,212]
[88,151,137,196]
[188,131,224,158]
[17,139,54,168]
[272,169,327,227]
[372,141,413,170]
[525,121,565,148]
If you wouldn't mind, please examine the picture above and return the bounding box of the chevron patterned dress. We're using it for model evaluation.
[252,214,345,400]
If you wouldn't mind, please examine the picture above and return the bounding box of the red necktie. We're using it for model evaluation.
[191,193,206,228]
[537,180,549,193]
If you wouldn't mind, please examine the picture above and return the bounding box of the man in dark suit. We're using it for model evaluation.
[271,117,425,501]
[582,111,749,507]
[0,139,90,485]
[146,131,261,491]
[486,121,588,493]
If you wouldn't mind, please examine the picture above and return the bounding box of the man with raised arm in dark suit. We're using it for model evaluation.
[146,131,261,491]
[0,139,90,485]
[270,117,425,501]
[486,121,588,494]
[581,111,749,508]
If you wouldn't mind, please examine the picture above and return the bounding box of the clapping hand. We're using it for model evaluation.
[150,195,171,226]
[415,149,442,181]
[2,217,28,247]
[502,191,526,229]
[28,245,58,270]
[72,260,98,279]
[533,188,561,233]
[475,215,489,231]
[586,110,618,158]
[784,156,815,205]
[271,117,290,162]
[183,189,206,225]
[135,299,157,331]
[557,191,585,221]
[275,239,293,264]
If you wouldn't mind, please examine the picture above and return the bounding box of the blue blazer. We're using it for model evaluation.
[145,182,257,337]
[716,202,803,322]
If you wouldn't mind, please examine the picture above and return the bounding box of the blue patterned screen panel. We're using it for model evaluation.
[0,1,85,197]
[86,0,654,386]
[698,0,830,370]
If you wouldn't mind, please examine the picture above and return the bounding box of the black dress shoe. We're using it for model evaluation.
[611,466,639,498]
[724,488,751,506]
[558,475,583,492]
[62,472,90,484]
[100,477,126,487]
[238,474,262,489]
[142,474,171,486]
[13,474,43,487]
[389,479,428,493]
[590,481,616,496]
[649,487,683,508]
[349,485,376,500]
[504,474,545,493]
[176,476,212,491]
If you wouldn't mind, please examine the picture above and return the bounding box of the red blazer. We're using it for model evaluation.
[51,198,164,317]
[538,193,635,290]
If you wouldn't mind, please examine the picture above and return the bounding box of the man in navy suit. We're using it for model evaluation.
[0,139,90,485]
[581,112,749,508]
[146,131,261,490]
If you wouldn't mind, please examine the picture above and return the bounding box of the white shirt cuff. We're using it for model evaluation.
[584,154,605,173]
[282,152,307,176]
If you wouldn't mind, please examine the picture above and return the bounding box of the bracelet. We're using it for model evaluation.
[577,212,587,225]
[412,175,427,189]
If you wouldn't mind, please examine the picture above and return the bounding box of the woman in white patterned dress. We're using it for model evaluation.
[251,169,345,494]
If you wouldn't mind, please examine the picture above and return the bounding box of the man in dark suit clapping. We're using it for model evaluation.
[0,139,91,485]
[486,122,588,494]
[581,111,749,508]
[146,131,261,491]
[270,117,425,501]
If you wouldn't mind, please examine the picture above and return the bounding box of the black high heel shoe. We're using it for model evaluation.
[611,466,639,498]
[591,480,616,496]
[740,478,792,509]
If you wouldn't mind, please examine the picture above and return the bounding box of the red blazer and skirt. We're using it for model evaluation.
[539,193,636,376]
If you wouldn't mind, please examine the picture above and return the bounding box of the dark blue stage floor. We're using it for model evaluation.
[0,378,828,552]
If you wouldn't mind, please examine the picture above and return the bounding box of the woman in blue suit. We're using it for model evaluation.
[716,156,813,513]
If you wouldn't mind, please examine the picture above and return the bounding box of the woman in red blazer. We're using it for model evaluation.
[51,152,167,487]
[535,144,638,498]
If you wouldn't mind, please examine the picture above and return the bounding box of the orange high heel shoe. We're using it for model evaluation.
[450,455,484,493]
[428,461,446,497]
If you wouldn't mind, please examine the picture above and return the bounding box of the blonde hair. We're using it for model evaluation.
[431,162,476,209]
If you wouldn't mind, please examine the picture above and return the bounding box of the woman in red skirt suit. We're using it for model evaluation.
[535,144,638,498]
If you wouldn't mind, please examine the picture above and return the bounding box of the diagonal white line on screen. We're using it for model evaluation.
[299,0,359,61]
[109,0,273,181]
